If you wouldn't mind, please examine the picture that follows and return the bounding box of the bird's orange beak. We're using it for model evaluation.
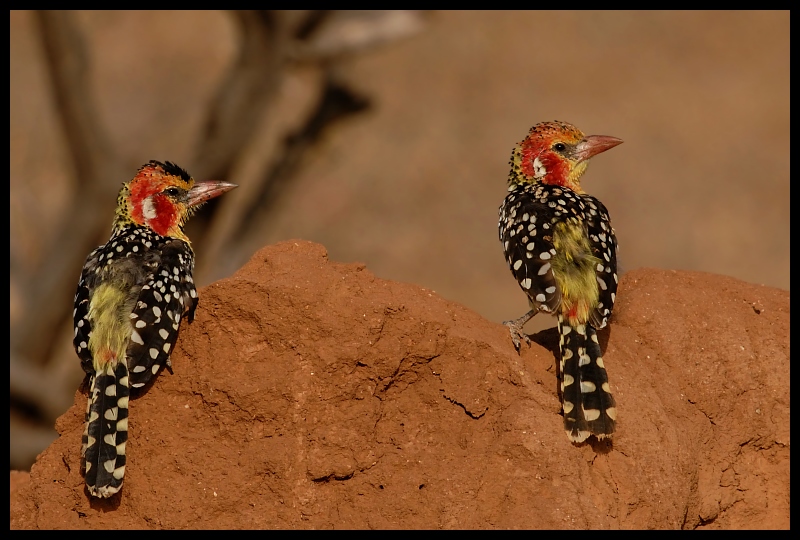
[186,181,238,208]
[574,135,623,163]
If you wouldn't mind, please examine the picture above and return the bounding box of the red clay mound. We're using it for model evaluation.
[10,241,789,529]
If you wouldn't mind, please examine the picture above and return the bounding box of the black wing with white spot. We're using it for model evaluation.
[499,184,564,314]
[74,226,164,374]
[126,239,197,388]
[581,194,618,329]
[73,247,103,375]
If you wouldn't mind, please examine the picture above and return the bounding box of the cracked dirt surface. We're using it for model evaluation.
[10,241,789,529]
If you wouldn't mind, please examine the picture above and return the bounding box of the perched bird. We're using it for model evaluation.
[73,160,236,497]
[498,121,622,443]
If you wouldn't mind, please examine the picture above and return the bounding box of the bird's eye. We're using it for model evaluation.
[553,143,566,152]
[164,187,181,197]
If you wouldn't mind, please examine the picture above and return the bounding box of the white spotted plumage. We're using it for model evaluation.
[73,224,198,497]
[500,121,622,444]
[499,134,620,443]
[499,182,619,329]
[73,160,236,498]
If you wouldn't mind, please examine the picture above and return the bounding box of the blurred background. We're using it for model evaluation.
[10,10,789,470]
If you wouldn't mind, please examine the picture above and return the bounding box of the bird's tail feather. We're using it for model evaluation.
[558,315,616,442]
[82,361,130,498]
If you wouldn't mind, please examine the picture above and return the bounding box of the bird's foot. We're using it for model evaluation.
[503,311,534,352]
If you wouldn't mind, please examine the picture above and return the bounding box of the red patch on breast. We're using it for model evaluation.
[97,348,117,367]
[567,305,579,320]
[561,301,583,327]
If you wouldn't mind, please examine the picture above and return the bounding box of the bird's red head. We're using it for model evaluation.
[115,160,237,241]
[508,121,622,193]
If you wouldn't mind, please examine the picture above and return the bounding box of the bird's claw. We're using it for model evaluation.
[503,320,531,353]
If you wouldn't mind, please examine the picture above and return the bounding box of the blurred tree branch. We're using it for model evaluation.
[192,10,289,182]
[193,10,422,283]
[13,11,126,366]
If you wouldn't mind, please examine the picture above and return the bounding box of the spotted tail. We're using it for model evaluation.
[558,315,616,442]
[82,362,130,498]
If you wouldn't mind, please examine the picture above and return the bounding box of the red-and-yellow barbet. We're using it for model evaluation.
[498,121,622,443]
[72,160,236,497]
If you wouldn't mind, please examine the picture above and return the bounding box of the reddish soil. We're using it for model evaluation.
[10,241,789,529]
